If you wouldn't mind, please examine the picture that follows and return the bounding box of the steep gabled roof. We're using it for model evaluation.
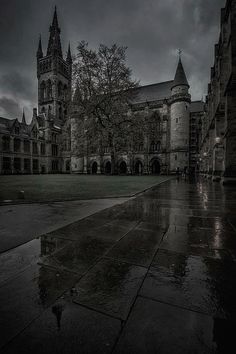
[132,80,173,104]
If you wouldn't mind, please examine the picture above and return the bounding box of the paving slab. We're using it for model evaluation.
[114,296,217,354]
[0,198,128,252]
[2,300,121,354]
[40,234,114,275]
[73,258,147,320]
[0,236,71,286]
[0,264,78,349]
[140,249,236,318]
[106,227,164,267]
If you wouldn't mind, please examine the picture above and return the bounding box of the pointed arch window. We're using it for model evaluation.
[40,81,46,101]
[58,81,63,98]
[47,80,52,99]
[59,106,62,119]
[63,85,68,101]
[150,141,161,152]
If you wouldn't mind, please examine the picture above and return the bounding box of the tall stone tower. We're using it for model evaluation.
[36,7,72,123]
[169,56,191,173]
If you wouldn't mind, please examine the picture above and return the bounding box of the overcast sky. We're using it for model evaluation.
[0,0,225,123]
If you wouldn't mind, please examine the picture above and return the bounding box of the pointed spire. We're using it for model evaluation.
[52,6,59,29]
[171,51,189,90]
[66,43,72,63]
[22,109,26,125]
[47,6,63,57]
[37,35,43,58]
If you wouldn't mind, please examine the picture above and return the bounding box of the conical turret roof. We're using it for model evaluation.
[171,57,189,89]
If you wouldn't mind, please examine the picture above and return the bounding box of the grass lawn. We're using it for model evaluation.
[0,174,173,203]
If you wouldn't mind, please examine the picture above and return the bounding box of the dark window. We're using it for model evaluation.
[13,158,21,172]
[14,138,21,152]
[2,157,11,171]
[150,141,160,152]
[2,136,10,151]
[59,106,62,119]
[24,140,30,153]
[52,133,57,143]
[52,144,58,156]
[33,159,39,171]
[175,155,177,161]
[40,143,45,155]
[52,160,59,171]
[33,142,38,154]
[176,118,178,123]
[40,81,46,101]
[15,126,20,135]
[24,159,31,172]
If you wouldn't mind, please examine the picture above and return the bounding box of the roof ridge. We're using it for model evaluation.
[137,80,173,89]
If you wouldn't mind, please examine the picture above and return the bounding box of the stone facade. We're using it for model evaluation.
[71,60,204,175]
[0,7,72,175]
[199,0,236,184]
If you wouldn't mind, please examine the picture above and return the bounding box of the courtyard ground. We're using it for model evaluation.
[0,174,172,203]
[0,177,236,353]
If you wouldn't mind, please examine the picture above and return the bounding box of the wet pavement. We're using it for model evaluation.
[0,198,128,253]
[0,177,236,353]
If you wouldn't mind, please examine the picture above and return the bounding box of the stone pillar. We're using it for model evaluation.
[222,93,236,184]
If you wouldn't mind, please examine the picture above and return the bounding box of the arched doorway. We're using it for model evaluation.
[150,159,160,175]
[119,161,127,174]
[91,161,98,174]
[104,161,111,174]
[134,161,143,175]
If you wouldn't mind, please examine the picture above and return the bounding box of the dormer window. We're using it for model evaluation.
[15,126,20,135]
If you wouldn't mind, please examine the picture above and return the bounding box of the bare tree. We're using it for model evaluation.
[73,41,139,174]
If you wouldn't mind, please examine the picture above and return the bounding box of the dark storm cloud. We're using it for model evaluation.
[0,0,226,120]
[0,97,21,118]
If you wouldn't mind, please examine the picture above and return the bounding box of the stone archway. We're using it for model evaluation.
[150,159,161,175]
[134,160,143,175]
[91,161,98,174]
[119,161,127,174]
[104,161,111,174]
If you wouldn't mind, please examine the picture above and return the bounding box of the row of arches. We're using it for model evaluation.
[90,159,161,175]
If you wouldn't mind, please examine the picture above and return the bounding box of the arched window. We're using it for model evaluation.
[58,81,63,98]
[63,85,68,101]
[150,141,160,152]
[40,81,46,101]
[150,141,155,152]
[47,80,52,99]
[2,136,10,151]
[59,106,62,119]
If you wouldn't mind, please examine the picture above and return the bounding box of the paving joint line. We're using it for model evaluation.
[110,227,168,353]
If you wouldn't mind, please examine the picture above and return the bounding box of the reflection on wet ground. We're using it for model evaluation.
[0,177,236,353]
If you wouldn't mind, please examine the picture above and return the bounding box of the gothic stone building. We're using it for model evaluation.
[0,7,204,175]
[71,59,205,175]
[199,0,236,184]
[0,8,71,175]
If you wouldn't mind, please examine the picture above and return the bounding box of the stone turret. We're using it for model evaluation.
[169,55,191,173]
